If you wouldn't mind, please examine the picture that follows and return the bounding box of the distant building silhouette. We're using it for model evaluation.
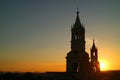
[90,39,100,73]
[66,10,100,76]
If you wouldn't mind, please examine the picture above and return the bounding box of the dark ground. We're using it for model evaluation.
[0,70,120,80]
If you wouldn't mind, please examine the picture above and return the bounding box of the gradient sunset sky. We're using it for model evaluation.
[1,0,120,72]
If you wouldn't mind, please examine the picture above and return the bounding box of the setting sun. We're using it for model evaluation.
[100,61,107,71]
[100,62,105,69]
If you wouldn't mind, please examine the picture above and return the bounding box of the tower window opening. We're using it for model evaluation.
[93,67,97,72]
[75,32,79,40]
[93,52,96,56]
[77,66,79,72]
[75,35,80,40]
[75,35,77,39]
[77,35,79,39]
[73,63,79,73]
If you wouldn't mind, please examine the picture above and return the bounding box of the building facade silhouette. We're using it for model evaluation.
[66,11,100,75]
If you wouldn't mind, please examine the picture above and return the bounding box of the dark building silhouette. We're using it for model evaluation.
[66,10,100,76]
[90,39,100,73]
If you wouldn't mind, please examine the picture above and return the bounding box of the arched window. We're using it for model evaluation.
[75,32,79,40]
[93,52,96,56]
[72,63,79,72]
[93,67,97,72]
[75,35,77,39]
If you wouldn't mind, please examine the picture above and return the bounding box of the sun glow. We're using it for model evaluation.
[100,62,105,69]
[100,61,107,71]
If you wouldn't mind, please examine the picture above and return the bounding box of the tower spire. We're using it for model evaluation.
[74,9,82,27]
[77,7,79,14]
[92,39,96,49]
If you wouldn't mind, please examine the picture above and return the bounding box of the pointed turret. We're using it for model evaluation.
[74,11,83,27]
[90,39,100,73]
[92,39,97,49]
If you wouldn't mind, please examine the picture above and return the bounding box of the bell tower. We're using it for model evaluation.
[71,11,85,51]
[90,39,100,72]
[66,11,90,74]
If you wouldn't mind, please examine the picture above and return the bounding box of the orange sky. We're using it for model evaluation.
[0,62,66,72]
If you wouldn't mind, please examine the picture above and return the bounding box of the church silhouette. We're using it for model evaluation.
[46,11,100,80]
[66,11,100,74]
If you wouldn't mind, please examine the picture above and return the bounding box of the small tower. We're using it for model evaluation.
[66,11,90,74]
[90,39,100,73]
